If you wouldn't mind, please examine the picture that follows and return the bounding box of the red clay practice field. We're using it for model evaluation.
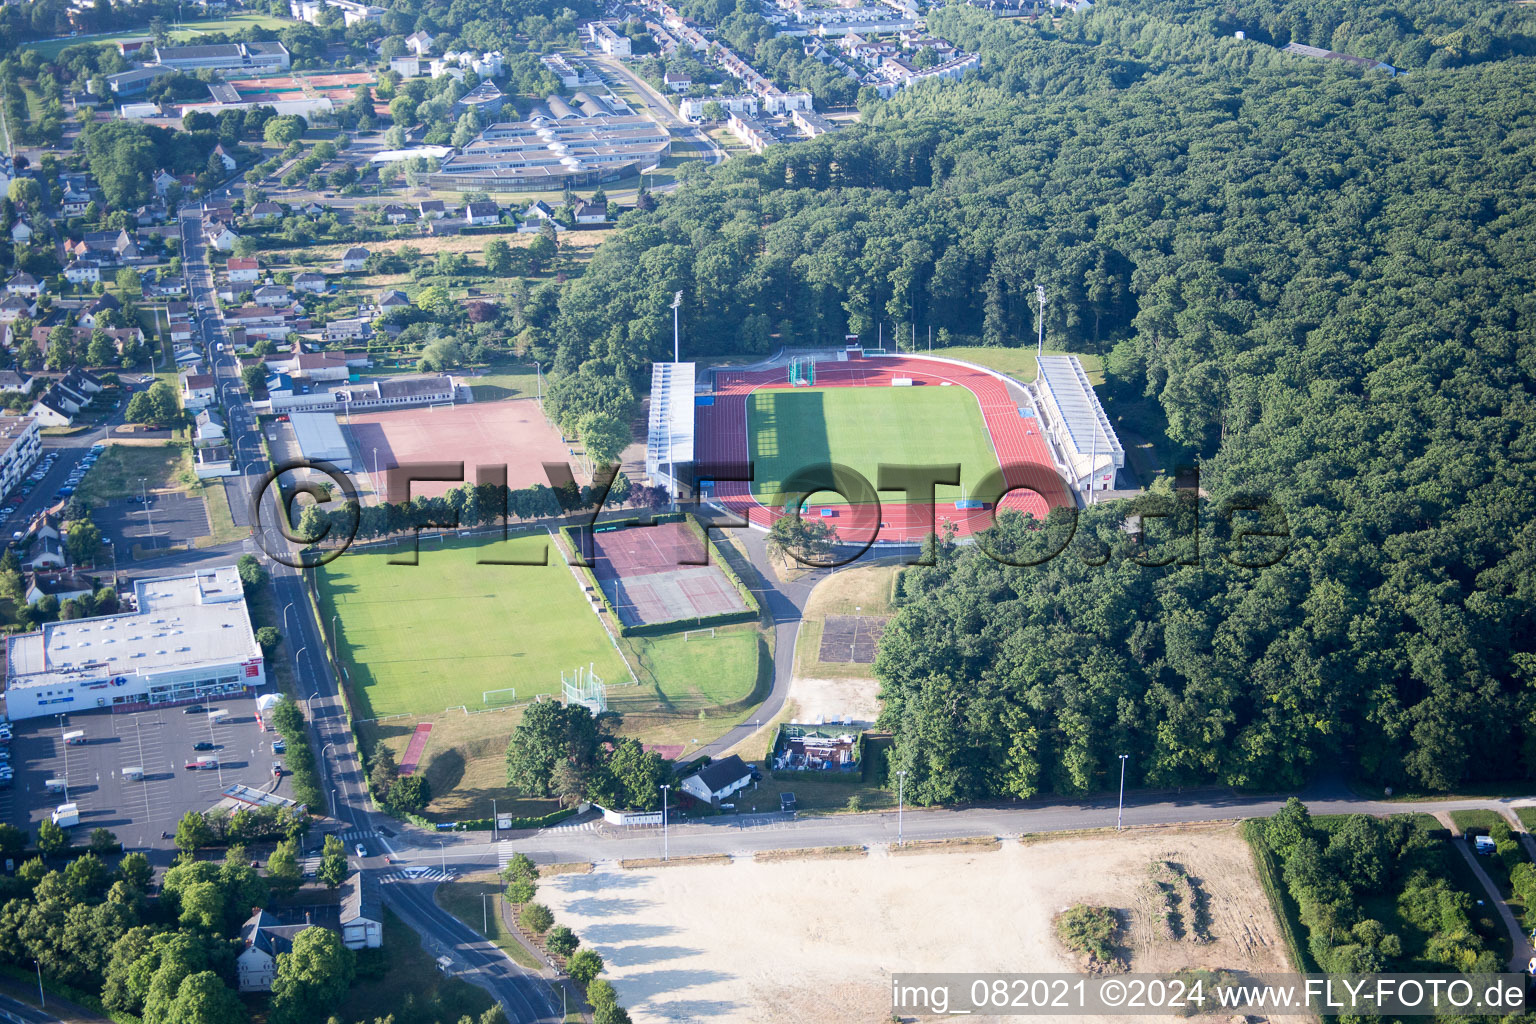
[345,401,577,502]
[696,354,1071,544]
[591,521,748,628]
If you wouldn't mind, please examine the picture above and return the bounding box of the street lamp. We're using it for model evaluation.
[660,784,671,862]
[306,689,319,718]
[896,769,906,848]
[283,602,296,636]
[294,647,307,683]
[1117,754,1129,832]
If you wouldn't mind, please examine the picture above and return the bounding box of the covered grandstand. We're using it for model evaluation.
[1033,354,1123,498]
[646,362,695,500]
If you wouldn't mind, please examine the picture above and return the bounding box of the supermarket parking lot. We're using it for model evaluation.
[0,694,293,852]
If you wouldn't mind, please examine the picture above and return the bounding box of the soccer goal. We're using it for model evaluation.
[482,687,518,706]
[683,627,716,641]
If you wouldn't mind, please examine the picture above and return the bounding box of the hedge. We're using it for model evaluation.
[398,807,577,832]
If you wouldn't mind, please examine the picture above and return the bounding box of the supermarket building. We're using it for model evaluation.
[2,567,265,721]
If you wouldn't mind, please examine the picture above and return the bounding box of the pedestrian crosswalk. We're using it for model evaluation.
[382,866,456,883]
[543,819,600,833]
[338,829,375,842]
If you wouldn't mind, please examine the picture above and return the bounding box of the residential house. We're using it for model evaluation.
[517,200,558,232]
[5,272,42,299]
[79,293,122,328]
[377,289,409,311]
[248,201,283,222]
[572,201,608,226]
[206,222,240,251]
[679,754,754,806]
[228,257,260,283]
[417,200,445,220]
[405,30,435,55]
[9,218,31,244]
[24,572,95,606]
[253,284,291,305]
[322,317,371,342]
[380,204,412,225]
[288,352,352,381]
[211,143,238,171]
[340,247,369,272]
[464,201,500,226]
[339,873,383,949]
[180,372,216,411]
[0,371,35,395]
[194,444,237,478]
[28,388,76,428]
[21,531,67,570]
[152,169,178,195]
[64,260,101,286]
[293,271,328,294]
[303,201,326,217]
[663,71,692,92]
[236,910,310,992]
[0,296,37,323]
[194,408,226,446]
[60,184,91,217]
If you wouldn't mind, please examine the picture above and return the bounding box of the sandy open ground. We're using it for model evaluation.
[785,674,881,724]
[541,823,1287,1024]
[344,400,576,501]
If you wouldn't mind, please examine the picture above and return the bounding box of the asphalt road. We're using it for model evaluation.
[177,210,567,1022]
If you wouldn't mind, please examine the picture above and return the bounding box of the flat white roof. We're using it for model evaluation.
[646,361,695,473]
[6,566,259,688]
[1037,354,1123,463]
[289,410,351,462]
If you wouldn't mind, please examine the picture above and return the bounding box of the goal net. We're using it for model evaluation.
[482,687,518,706]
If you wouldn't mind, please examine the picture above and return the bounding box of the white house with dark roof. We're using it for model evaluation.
[5,272,42,299]
[680,754,754,806]
[293,271,328,294]
[340,247,369,271]
[464,201,500,226]
[237,910,311,992]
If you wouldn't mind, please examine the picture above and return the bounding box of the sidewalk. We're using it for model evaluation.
[495,896,590,1023]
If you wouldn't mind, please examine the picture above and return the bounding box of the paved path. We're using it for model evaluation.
[1447,839,1532,973]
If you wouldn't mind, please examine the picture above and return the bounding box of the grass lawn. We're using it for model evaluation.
[616,624,763,713]
[359,707,561,822]
[1518,808,1536,831]
[435,872,544,970]
[316,533,628,719]
[347,909,500,1024]
[748,386,1001,507]
[75,441,190,506]
[1448,809,1508,834]
[464,360,542,403]
[932,345,1105,386]
[22,13,292,59]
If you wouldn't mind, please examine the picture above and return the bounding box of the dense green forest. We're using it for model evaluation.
[537,1,1536,796]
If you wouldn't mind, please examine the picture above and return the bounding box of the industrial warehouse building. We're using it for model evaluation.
[289,411,353,471]
[2,566,266,720]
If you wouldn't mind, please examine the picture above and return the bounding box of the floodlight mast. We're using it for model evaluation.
[671,290,683,362]
[1036,284,1047,357]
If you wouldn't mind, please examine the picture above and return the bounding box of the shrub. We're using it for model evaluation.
[546,925,578,957]
[1055,905,1119,967]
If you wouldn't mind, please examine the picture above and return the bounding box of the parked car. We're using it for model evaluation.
[182,705,208,715]
[192,741,216,751]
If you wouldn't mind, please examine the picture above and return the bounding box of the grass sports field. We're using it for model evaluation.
[748,385,1002,506]
[316,533,628,719]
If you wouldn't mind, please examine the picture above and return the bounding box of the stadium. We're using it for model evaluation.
[655,350,1102,547]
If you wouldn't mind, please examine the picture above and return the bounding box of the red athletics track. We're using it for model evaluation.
[695,355,1071,545]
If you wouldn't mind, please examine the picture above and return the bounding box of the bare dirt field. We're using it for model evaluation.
[344,400,576,501]
[784,674,881,724]
[541,823,1287,1024]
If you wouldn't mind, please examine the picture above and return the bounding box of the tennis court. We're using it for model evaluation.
[591,521,751,629]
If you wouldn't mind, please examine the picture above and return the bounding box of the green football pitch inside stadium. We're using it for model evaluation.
[747,386,1003,506]
[315,533,628,719]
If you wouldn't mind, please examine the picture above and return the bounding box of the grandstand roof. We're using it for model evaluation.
[646,362,695,488]
[1036,354,1123,463]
